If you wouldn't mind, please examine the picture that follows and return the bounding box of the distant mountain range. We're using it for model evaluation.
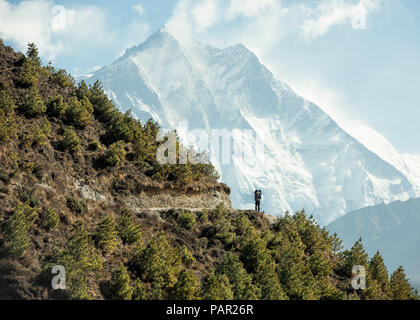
[80,26,420,225]
[327,197,420,289]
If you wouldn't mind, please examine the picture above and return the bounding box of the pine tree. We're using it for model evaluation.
[110,265,134,300]
[61,127,80,153]
[58,223,102,299]
[133,233,181,298]
[171,269,201,300]
[117,208,141,245]
[369,251,390,295]
[22,87,46,117]
[3,203,37,257]
[217,253,260,300]
[95,216,118,254]
[202,272,234,300]
[26,43,41,66]
[104,140,127,167]
[64,97,93,128]
[390,266,417,300]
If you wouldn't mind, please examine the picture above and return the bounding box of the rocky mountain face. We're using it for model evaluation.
[82,27,420,225]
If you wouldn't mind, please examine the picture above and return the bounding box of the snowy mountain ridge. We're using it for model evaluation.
[81,27,420,225]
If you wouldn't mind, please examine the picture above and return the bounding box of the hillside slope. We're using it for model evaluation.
[0,40,417,300]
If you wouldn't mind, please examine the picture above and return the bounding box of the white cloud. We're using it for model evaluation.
[301,0,386,38]
[0,0,149,66]
[164,0,390,134]
[166,0,387,48]
[283,76,363,132]
[133,2,145,16]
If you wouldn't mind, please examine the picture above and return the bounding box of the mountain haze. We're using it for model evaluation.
[82,27,420,225]
[327,197,420,289]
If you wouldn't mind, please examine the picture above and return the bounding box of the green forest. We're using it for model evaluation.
[0,41,417,300]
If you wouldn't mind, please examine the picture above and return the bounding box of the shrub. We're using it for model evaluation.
[61,127,80,153]
[88,140,101,151]
[24,117,51,148]
[117,208,141,245]
[7,152,19,168]
[177,211,196,231]
[64,97,93,128]
[21,160,36,175]
[47,95,67,117]
[0,88,16,115]
[22,87,46,117]
[198,210,208,223]
[179,245,196,267]
[66,196,88,215]
[19,190,40,208]
[0,109,17,143]
[44,208,60,231]
[94,216,118,254]
[133,279,148,300]
[104,140,126,167]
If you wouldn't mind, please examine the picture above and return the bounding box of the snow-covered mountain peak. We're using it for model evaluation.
[81,29,420,225]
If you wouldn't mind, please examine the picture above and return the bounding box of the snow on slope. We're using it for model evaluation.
[348,125,420,195]
[81,27,419,225]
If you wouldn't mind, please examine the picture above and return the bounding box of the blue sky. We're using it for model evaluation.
[1,0,419,154]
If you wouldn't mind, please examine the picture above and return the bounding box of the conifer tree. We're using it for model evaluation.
[95,216,118,254]
[217,253,261,300]
[58,223,102,299]
[202,272,234,300]
[117,208,141,245]
[3,203,37,257]
[390,266,417,300]
[369,251,390,295]
[61,127,80,153]
[26,43,41,66]
[171,269,201,300]
[22,87,46,117]
[110,265,134,300]
[133,233,181,298]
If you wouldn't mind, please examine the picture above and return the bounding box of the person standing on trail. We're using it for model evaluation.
[254,189,262,212]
